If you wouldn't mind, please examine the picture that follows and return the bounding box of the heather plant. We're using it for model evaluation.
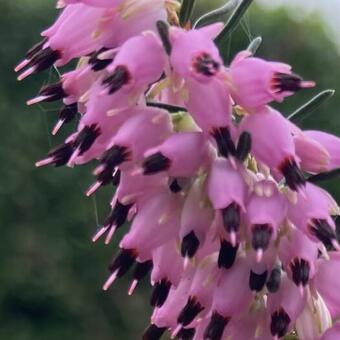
[15,0,340,339]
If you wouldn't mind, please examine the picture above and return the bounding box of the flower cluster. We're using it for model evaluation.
[16,0,340,339]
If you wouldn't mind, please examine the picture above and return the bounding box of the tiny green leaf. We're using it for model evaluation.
[179,0,196,27]
[247,36,262,55]
[215,0,254,49]
[193,0,239,28]
[308,168,340,184]
[288,89,335,123]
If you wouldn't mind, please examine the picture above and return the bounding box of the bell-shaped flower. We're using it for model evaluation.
[279,227,318,290]
[294,131,330,174]
[88,107,172,194]
[288,182,338,248]
[295,292,332,340]
[170,23,223,83]
[228,50,315,111]
[120,189,182,261]
[246,179,287,261]
[267,274,306,339]
[302,130,340,171]
[313,252,340,318]
[207,158,248,247]
[173,254,220,337]
[180,178,215,260]
[185,77,232,135]
[204,257,253,339]
[239,106,305,190]
[103,33,166,95]
[149,270,194,336]
[150,240,184,308]
[142,132,209,177]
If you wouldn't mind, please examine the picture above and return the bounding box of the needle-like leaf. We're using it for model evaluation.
[288,89,335,123]
[179,0,196,27]
[194,0,239,28]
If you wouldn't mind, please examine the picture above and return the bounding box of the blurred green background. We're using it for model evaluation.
[0,1,339,339]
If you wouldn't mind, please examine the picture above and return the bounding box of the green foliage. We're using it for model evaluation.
[0,1,339,339]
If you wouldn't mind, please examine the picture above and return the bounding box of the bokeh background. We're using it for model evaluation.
[0,1,339,339]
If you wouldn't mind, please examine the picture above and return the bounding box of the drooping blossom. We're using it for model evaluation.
[17,0,340,339]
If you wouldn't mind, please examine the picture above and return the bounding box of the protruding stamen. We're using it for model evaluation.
[221,202,241,234]
[229,231,237,247]
[17,66,36,81]
[18,47,61,80]
[15,59,30,72]
[108,248,137,283]
[251,224,273,253]
[249,270,268,292]
[92,226,108,243]
[73,124,101,156]
[271,72,315,93]
[171,324,183,339]
[52,119,65,136]
[57,102,78,124]
[183,256,191,271]
[86,181,102,197]
[102,269,119,291]
[256,248,264,263]
[103,200,133,233]
[36,143,74,168]
[35,157,55,168]
[128,279,139,296]
[132,260,153,290]
[104,225,117,245]
[67,148,80,167]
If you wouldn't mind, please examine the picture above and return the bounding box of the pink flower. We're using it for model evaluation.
[239,106,305,190]
[18,2,340,339]
[170,23,223,82]
[228,50,315,111]
[246,179,287,261]
[267,274,306,338]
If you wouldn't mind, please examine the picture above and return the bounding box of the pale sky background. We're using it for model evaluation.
[257,0,340,50]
